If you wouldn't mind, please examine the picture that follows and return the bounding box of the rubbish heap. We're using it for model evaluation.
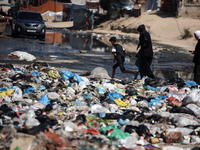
[0,62,200,150]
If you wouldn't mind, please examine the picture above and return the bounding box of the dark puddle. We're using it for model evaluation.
[0,28,194,81]
[42,30,194,81]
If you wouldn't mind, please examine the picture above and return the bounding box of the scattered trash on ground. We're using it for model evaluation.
[0,62,200,150]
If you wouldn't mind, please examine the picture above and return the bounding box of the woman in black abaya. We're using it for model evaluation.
[136,24,155,79]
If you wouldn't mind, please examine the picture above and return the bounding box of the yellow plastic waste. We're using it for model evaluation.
[97,85,103,88]
[58,112,64,116]
[6,89,13,96]
[115,98,128,107]
[0,89,14,97]
[114,82,118,85]
[0,92,6,98]
[48,70,61,79]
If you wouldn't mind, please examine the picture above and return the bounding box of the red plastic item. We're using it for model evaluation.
[166,96,182,106]
[3,68,11,72]
[87,128,100,135]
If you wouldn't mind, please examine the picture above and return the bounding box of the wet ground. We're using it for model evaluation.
[0,24,194,81]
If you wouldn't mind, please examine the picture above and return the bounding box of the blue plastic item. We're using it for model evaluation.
[38,95,50,105]
[0,88,7,92]
[73,100,82,105]
[74,73,83,83]
[23,87,37,94]
[143,85,156,91]
[32,71,40,77]
[32,78,42,83]
[148,99,161,108]
[118,118,129,125]
[59,70,74,81]
[14,68,22,72]
[108,92,123,101]
[37,85,46,91]
[185,81,198,86]
[96,88,105,95]
[99,112,106,118]
[82,93,93,99]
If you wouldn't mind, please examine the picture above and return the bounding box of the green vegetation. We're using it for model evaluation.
[181,28,192,39]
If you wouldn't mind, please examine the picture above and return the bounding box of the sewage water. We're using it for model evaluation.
[0,28,194,81]
[43,30,194,81]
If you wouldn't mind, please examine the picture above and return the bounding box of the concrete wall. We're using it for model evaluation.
[178,3,200,19]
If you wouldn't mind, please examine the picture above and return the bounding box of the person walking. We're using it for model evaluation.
[136,24,155,79]
[109,37,136,78]
[191,30,200,85]
[89,11,94,30]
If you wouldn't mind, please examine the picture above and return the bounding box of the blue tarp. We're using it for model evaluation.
[70,4,87,20]
[0,4,15,7]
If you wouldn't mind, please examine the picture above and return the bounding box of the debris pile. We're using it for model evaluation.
[0,62,200,150]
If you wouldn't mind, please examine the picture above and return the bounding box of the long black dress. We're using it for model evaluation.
[193,39,200,84]
[136,24,155,79]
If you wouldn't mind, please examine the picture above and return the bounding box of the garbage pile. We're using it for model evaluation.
[0,62,200,150]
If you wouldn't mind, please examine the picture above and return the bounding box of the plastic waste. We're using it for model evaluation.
[183,89,200,106]
[74,73,83,83]
[115,98,128,107]
[163,130,183,143]
[38,95,50,105]
[46,92,60,100]
[90,104,110,113]
[59,70,74,81]
[32,71,40,77]
[166,96,182,107]
[100,125,129,140]
[25,118,40,129]
[9,51,36,61]
[20,109,36,120]
[119,136,138,149]
[172,117,198,127]
[187,104,200,117]
[108,92,123,101]
[78,81,87,91]
[66,87,76,97]
[185,81,198,87]
[12,87,23,100]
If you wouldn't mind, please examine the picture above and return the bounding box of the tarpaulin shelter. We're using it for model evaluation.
[19,0,63,14]
[70,4,87,20]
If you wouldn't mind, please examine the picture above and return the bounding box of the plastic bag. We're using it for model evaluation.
[183,89,200,106]
[119,136,138,149]
[166,96,182,107]
[115,98,128,107]
[164,130,183,143]
[32,71,40,77]
[47,92,60,100]
[90,104,110,113]
[12,87,23,100]
[38,95,50,105]
[172,117,198,127]
[100,125,129,140]
[74,73,83,83]
[9,51,36,61]
[25,118,40,129]
[78,81,87,91]
[187,104,200,117]
[108,92,123,101]
[59,70,74,81]
[23,87,37,94]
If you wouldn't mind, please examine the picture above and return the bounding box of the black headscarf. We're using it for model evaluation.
[137,24,153,57]
[137,24,146,33]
